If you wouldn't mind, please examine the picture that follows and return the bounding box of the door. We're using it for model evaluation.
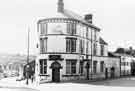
[50,62,61,82]
[111,67,115,78]
[52,68,60,82]
[131,62,135,76]
[105,68,108,79]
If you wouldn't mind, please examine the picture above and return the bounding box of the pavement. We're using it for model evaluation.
[0,77,38,91]
[1,77,135,91]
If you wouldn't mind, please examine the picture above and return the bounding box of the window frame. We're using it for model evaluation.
[93,43,97,56]
[100,61,104,72]
[79,39,85,54]
[79,61,84,74]
[66,38,77,53]
[40,38,47,54]
[40,23,47,35]
[93,61,97,74]
[100,44,104,56]
[39,59,47,74]
[66,60,77,74]
[67,23,77,35]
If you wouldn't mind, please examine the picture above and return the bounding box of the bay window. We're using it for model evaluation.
[67,23,76,35]
[66,38,77,53]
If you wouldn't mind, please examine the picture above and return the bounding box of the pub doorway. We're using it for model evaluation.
[50,62,62,82]
[111,67,115,78]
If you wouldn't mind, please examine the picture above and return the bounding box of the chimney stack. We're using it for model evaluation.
[58,0,64,13]
[84,14,93,24]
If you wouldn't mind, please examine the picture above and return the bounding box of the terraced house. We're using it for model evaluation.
[35,0,120,83]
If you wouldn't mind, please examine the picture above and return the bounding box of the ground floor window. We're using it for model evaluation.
[66,60,77,74]
[100,61,104,72]
[93,61,97,73]
[79,62,84,74]
[39,59,47,74]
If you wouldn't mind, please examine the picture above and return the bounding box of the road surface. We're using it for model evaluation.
[70,77,135,87]
[90,77,135,87]
[0,87,38,91]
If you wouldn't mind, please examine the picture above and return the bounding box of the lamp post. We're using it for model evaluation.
[26,27,30,85]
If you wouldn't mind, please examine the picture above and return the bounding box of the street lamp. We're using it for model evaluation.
[26,27,30,85]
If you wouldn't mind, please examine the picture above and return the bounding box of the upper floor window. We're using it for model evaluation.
[93,43,97,56]
[40,38,47,54]
[66,60,77,74]
[94,31,97,41]
[86,41,89,54]
[86,27,89,38]
[40,23,47,35]
[88,28,92,39]
[66,38,77,53]
[67,23,76,35]
[101,45,104,56]
[40,59,47,74]
[79,39,85,54]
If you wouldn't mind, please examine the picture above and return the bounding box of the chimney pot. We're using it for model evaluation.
[84,14,93,24]
[58,0,64,13]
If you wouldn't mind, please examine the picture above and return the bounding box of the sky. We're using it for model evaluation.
[0,0,135,55]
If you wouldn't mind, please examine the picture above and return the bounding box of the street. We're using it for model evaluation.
[68,77,135,87]
[90,77,135,87]
[0,77,39,91]
[0,87,38,91]
[1,77,135,91]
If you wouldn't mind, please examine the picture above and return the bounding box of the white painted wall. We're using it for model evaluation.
[48,23,67,34]
[47,36,66,52]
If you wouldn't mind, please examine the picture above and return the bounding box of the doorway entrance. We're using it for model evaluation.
[52,68,60,82]
[105,68,108,79]
[50,62,62,82]
[111,67,115,78]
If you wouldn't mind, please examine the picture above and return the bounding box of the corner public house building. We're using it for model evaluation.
[35,0,120,83]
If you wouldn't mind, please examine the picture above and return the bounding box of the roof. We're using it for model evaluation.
[99,37,108,45]
[38,2,100,31]
[108,52,120,58]
[109,52,133,57]
[115,47,135,57]
[63,9,100,31]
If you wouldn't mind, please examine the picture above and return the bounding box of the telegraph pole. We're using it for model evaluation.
[26,27,30,85]
[86,27,89,80]
[90,28,93,80]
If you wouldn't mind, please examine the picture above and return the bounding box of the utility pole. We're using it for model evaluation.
[26,27,30,85]
[86,27,89,80]
[90,28,93,80]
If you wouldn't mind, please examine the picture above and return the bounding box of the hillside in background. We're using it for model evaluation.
[0,53,36,65]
